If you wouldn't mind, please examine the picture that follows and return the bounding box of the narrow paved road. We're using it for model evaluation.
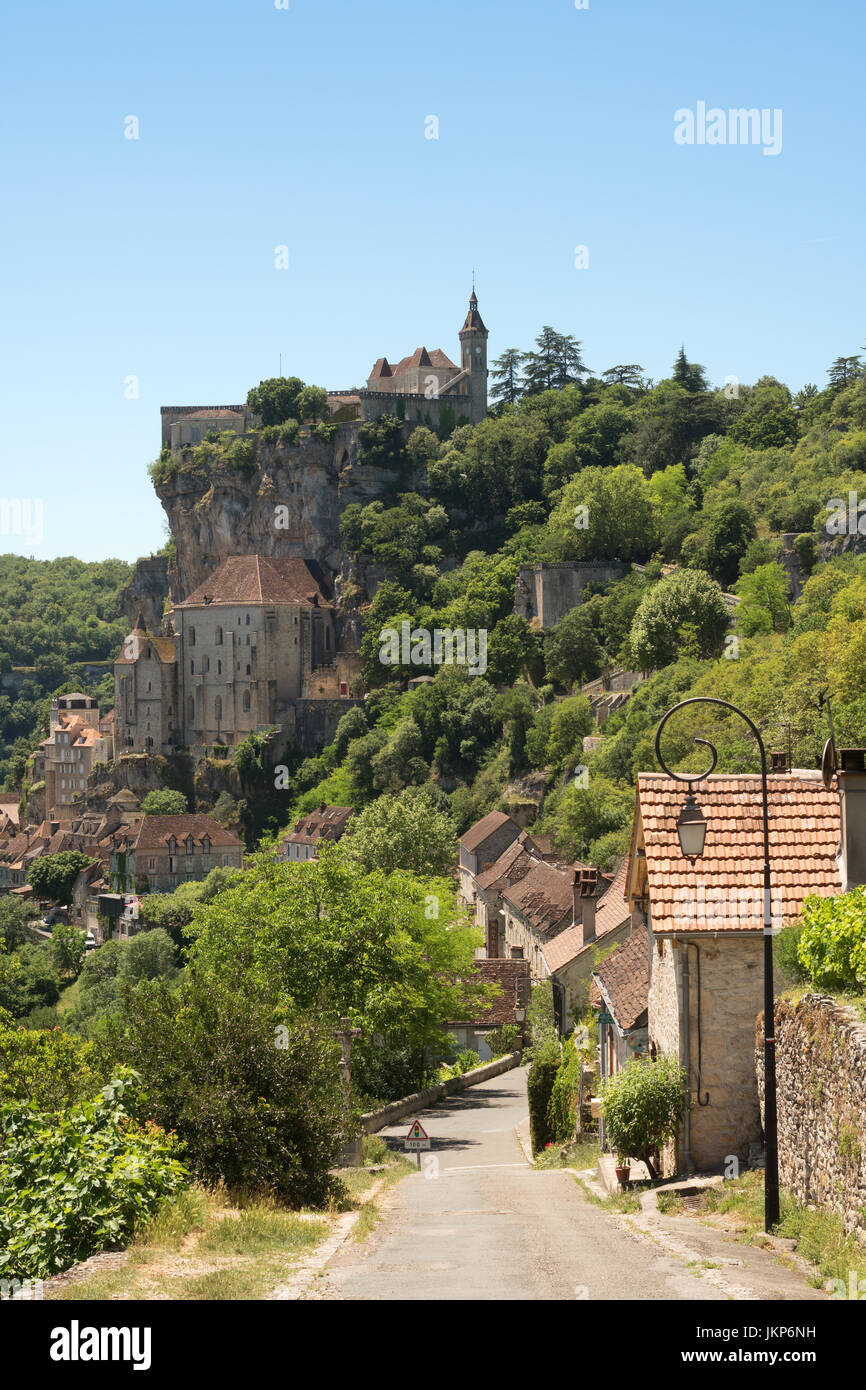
[314,1067,734,1301]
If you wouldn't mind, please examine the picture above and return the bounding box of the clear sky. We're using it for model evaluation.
[2,0,864,563]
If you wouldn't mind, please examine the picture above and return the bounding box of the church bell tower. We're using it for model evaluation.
[458,287,489,424]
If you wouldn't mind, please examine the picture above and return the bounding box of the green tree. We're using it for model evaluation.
[600,1054,687,1176]
[671,346,708,393]
[523,327,588,394]
[296,385,330,423]
[51,922,88,978]
[490,348,524,408]
[342,785,457,876]
[546,465,660,563]
[544,606,605,689]
[734,563,792,636]
[0,898,31,951]
[545,694,594,771]
[27,851,95,905]
[246,376,305,426]
[628,570,728,668]
[140,788,188,816]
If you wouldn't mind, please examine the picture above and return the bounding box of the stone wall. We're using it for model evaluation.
[649,934,764,1173]
[514,562,628,629]
[756,994,866,1236]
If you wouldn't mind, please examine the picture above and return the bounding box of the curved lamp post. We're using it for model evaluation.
[654,696,780,1232]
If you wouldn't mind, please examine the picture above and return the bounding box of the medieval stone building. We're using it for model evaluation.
[114,555,357,757]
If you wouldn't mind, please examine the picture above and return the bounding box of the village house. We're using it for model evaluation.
[35,694,110,820]
[445,958,531,1061]
[471,832,547,957]
[278,803,354,862]
[541,856,633,1031]
[629,763,862,1174]
[109,814,244,895]
[591,921,650,1082]
[458,811,524,907]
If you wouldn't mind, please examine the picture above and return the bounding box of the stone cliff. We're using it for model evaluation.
[119,421,415,641]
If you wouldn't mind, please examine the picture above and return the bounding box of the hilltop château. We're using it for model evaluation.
[160,289,489,448]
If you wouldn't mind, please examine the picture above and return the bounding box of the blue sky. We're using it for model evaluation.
[2,0,864,563]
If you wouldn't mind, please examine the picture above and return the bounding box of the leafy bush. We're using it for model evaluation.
[525,980,559,1061]
[0,1007,107,1110]
[101,978,348,1206]
[527,1047,561,1156]
[439,1048,481,1081]
[0,1071,187,1282]
[600,1054,687,1177]
[485,1023,521,1057]
[548,1034,580,1143]
[797,888,866,992]
[141,788,188,815]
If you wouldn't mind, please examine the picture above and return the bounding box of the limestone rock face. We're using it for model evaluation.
[118,555,171,631]
[154,423,409,605]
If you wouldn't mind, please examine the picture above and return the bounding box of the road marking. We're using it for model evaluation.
[432,1163,530,1174]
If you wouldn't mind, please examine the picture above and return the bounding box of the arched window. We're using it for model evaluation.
[242,690,251,712]
[190,660,195,674]
[202,655,210,673]
[215,627,223,645]
[245,614,250,626]
[214,696,222,722]
[188,627,196,646]
[217,660,222,675]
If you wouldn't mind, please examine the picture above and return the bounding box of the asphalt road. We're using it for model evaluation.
[314,1066,731,1301]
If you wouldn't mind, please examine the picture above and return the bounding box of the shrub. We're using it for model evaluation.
[600,1054,687,1178]
[797,888,866,992]
[528,1046,561,1155]
[525,980,558,1061]
[101,979,347,1206]
[548,1034,580,1144]
[440,1048,481,1080]
[0,1071,187,1283]
[485,1024,521,1057]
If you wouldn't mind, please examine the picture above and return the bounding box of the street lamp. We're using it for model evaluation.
[676,794,707,859]
[654,696,780,1232]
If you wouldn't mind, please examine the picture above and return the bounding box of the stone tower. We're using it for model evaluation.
[459,288,489,424]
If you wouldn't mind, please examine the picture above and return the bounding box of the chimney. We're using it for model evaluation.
[837,748,866,889]
[573,866,599,945]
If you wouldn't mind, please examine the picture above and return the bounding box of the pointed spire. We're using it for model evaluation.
[460,287,487,336]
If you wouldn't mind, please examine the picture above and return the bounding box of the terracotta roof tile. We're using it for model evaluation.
[460,811,517,854]
[176,556,331,609]
[592,923,649,1031]
[636,771,842,935]
[447,959,530,1027]
[132,815,242,851]
[503,860,576,934]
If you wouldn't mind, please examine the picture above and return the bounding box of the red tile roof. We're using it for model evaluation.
[175,556,331,609]
[460,810,518,854]
[131,815,242,851]
[284,804,354,846]
[540,859,631,974]
[503,860,576,934]
[636,771,842,935]
[448,958,531,1026]
[475,834,541,894]
[592,924,649,1031]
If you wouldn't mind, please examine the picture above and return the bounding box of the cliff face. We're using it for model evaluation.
[118,555,172,630]
[153,423,408,604]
